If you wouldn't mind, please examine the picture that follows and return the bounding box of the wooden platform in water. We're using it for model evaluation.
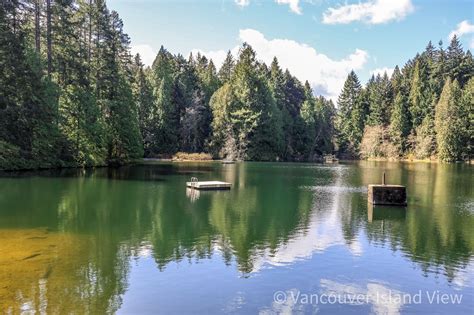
[186,181,231,190]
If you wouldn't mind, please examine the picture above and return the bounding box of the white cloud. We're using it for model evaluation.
[449,20,474,40]
[234,0,250,7]
[131,44,157,67]
[320,280,406,315]
[276,0,302,15]
[371,67,394,77]
[322,0,414,25]
[234,0,302,14]
[193,29,368,101]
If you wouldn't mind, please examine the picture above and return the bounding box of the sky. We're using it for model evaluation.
[108,0,474,101]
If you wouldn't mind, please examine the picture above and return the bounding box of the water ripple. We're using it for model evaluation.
[300,185,368,193]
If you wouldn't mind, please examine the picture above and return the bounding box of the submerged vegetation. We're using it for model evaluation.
[1,1,473,170]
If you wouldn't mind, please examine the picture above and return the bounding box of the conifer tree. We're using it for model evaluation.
[151,46,178,154]
[132,54,155,156]
[209,83,237,159]
[409,58,430,128]
[459,51,474,86]
[2,0,474,169]
[50,0,107,166]
[336,71,362,153]
[96,9,143,162]
[446,35,465,84]
[435,78,466,162]
[350,87,369,147]
[391,65,403,96]
[462,78,474,159]
[269,57,294,158]
[230,44,282,160]
[300,82,317,157]
[367,72,393,126]
[390,92,410,154]
[218,50,235,84]
[300,83,335,158]
[0,0,58,169]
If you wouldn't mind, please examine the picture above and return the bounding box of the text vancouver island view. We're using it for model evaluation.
[0,0,473,314]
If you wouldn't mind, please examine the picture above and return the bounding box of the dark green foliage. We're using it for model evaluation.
[2,0,472,169]
[150,46,178,154]
[367,73,393,126]
[269,58,305,160]
[409,58,431,128]
[132,54,155,156]
[390,92,410,155]
[94,9,143,162]
[301,84,335,159]
[335,71,363,155]
[53,0,107,166]
[435,79,469,162]
[227,44,283,160]
[0,0,59,170]
[1,0,141,170]
[462,78,474,159]
[218,50,235,84]
[446,36,465,85]
[340,38,472,161]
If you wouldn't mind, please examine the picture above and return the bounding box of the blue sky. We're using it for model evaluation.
[108,0,474,100]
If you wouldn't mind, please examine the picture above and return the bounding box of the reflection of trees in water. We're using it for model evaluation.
[142,161,473,279]
[1,161,472,312]
[1,163,317,277]
[148,163,315,274]
[359,162,474,280]
[54,162,472,281]
[206,163,314,273]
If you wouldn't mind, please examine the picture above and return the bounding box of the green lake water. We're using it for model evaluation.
[0,161,473,314]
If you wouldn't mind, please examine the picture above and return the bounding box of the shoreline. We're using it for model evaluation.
[1,157,472,172]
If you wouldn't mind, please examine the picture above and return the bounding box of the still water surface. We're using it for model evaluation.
[0,161,473,314]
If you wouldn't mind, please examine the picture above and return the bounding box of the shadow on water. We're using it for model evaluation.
[0,162,216,182]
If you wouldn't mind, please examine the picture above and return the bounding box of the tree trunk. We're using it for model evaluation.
[34,0,41,53]
[46,0,52,77]
[88,0,92,64]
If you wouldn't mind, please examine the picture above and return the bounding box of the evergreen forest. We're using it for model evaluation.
[1,0,473,170]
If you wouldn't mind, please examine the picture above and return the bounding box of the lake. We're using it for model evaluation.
[0,161,473,314]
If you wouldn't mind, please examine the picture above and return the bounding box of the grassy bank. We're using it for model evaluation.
[172,152,214,162]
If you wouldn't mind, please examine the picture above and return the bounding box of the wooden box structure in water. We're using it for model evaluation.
[368,184,407,206]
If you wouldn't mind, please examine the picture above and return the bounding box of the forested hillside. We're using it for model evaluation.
[1,0,472,170]
[338,40,473,162]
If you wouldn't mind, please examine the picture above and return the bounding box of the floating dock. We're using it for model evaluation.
[187,178,231,190]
